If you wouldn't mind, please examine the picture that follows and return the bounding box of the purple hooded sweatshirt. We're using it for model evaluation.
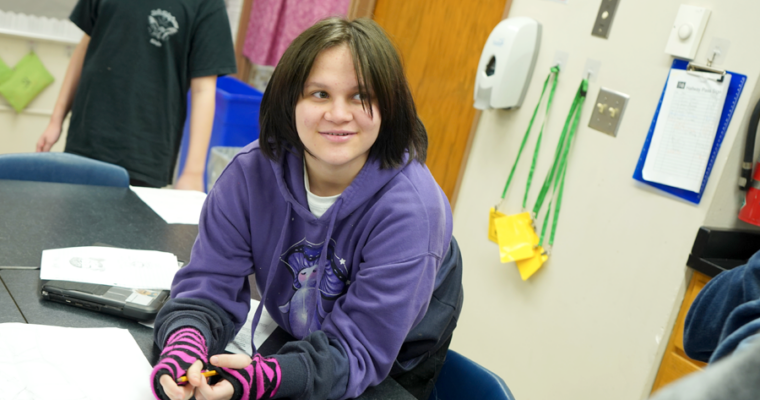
[154,140,455,399]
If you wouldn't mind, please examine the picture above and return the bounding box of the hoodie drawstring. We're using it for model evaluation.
[314,198,342,322]
[249,195,343,353]
[249,203,292,354]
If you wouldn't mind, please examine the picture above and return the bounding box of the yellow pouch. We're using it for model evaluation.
[494,211,539,263]
[515,245,548,280]
[488,207,506,243]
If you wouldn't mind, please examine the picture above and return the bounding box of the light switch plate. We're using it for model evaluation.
[588,87,629,137]
[591,0,620,39]
[664,5,710,60]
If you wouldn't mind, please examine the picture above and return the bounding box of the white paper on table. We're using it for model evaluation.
[642,69,731,192]
[225,299,279,355]
[40,246,179,290]
[130,186,207,225]
[0,324,153,400]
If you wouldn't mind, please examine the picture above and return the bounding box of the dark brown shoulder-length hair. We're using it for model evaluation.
[258,17,427,169]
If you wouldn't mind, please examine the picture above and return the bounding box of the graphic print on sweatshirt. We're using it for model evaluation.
[278,238,349,338]
[148,9,178,47]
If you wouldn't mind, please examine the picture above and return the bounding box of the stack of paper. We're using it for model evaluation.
[40,246,180,290]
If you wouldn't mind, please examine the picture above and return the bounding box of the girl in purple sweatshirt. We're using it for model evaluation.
[150,17,462,400]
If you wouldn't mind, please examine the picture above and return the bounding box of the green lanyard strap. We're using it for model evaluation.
[535,79,588,247]
[498,66,559,209]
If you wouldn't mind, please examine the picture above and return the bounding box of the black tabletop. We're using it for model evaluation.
[0,180,415,399]
[0,269,161,362]
[0,179,198,267]
[0,179,199,363]
[0,274,25,323]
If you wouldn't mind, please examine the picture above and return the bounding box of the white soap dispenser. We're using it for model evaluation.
[474,17,541,110]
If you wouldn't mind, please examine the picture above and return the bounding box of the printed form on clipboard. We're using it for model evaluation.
[642,69,732,192]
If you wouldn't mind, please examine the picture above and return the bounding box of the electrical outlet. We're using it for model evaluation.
[591,0,620,39]
[588,87,629,137]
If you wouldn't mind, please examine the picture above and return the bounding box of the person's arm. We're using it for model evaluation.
[36,34,90,152]
[174,75,217,192]
[684,249,760,363]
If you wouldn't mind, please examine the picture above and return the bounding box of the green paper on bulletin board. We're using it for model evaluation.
[0,53,54,112]
[0,57,12,85]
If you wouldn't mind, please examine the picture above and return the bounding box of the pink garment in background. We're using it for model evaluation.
[243,0,351,67]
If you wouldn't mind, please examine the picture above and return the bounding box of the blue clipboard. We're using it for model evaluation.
[633,59,746,204]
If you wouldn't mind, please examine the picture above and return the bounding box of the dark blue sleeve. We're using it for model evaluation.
[266,331,348,400]
[154,297,238,356]
[684,250,760,362]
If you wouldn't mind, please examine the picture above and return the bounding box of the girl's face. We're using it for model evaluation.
[295,44,381,177]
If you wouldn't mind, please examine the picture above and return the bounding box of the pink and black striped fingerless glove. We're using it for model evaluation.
[217,353,282,400]
[150,327,209,399]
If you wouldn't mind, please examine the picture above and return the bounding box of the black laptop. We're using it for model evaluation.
[38,243,179,321]
[40,279,170,321]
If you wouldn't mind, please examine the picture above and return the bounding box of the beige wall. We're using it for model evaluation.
[0,34,70,154]
[451,1,760,399]
[4,1,760,399]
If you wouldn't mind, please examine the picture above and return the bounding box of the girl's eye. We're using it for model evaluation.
[313,91,329,99]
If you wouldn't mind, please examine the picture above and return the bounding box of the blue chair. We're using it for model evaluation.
[428,350,515,400]
[0,152,130,187]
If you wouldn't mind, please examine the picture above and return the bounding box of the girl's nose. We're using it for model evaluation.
[325,99,353,123]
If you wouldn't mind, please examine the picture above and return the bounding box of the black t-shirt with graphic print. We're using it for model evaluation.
[65,0,237,187]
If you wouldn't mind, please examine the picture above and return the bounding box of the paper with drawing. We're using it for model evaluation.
[40,246,179,290]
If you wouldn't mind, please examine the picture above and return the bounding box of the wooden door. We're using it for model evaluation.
[371,0,509,206]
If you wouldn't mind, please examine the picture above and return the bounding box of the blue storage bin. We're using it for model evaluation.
[176,76,263,191]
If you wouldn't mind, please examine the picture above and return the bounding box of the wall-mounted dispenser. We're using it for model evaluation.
[474,16,541,110]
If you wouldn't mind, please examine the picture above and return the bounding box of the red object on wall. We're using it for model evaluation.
[739,162,760,226]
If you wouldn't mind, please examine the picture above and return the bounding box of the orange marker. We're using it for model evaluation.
[177,370,218,383]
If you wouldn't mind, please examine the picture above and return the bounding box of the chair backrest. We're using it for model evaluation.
[0,152,130,187]
[428,350,516,400]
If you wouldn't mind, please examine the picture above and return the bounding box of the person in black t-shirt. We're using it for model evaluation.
[36,0,237,191]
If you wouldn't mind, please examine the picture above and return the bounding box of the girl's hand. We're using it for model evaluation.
[193,354,250,400]
[210,353,253,369]
[209,353,282,400]
[158,359,204,400]
[193,373,235,400]
[150,327,210,400]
